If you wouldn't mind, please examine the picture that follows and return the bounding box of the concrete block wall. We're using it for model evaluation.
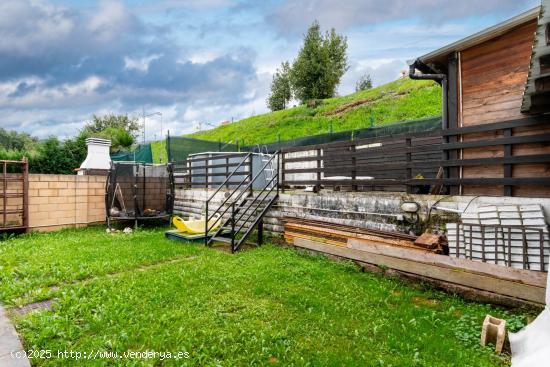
[175,188,550,236]
[174,189,429,235]
[28,174,106,231]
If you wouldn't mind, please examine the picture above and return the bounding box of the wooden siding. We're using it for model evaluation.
[461,20,536,126]
[458,20,550,197]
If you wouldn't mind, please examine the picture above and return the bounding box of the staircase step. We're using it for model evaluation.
[211,236,232,244]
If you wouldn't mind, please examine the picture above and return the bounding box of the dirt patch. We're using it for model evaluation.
[411,296,440,308]
[11,299,54,316]
[323,99,374,116]
[323,90,406,117]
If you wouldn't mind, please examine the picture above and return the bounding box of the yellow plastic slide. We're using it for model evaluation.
[172,214,221,234]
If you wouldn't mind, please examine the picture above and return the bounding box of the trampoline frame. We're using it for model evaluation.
[105,162,174,229]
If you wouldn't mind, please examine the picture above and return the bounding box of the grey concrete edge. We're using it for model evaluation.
[0,305,31,367]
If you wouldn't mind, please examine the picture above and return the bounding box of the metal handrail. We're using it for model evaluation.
[205,152,252,241]
[206,152,252,202]
[206,172,251,225]
[234,175,278,234]
[205,151,280,248]
[234,172,278,225]
[233,183,279,252]
[207,151,279,224]
[220,152,278,208]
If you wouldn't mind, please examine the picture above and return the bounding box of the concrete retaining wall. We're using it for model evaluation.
[175,188,550,236]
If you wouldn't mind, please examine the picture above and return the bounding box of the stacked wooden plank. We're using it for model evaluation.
[292,237,547,306]
[284,217,547,305]
[283,217,444,254]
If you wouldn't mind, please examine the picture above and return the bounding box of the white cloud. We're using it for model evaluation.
[0,0,75,55]
[124,54,162,72]
[188,50,222,64]
[87,0,137,43]
[267,0,539,36]
[0,76,107,110]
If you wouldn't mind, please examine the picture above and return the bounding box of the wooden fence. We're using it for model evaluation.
[0,158,28,231]
[281,130,442,192]
[434,115,550,196]
[281,116,550,196]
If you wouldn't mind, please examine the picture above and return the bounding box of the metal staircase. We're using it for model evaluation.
[204,151,279,252]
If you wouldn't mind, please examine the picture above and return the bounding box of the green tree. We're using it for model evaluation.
[267,61,292,111]
[93,127,135,152]
[290,21,348,104]
[355,73,373,92]
[80,114,138,153]
[31,137,72,174]
[84,114,140,138]
[0,128,38,151]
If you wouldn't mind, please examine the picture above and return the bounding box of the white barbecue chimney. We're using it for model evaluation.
[78,138,111,175]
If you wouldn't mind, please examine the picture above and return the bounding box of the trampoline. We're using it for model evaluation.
[105,162,174,228]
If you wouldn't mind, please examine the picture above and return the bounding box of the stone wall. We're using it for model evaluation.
[28,174,106,231]
[174,188,550,236]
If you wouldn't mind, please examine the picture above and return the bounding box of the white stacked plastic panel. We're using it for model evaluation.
[447,205,550,271]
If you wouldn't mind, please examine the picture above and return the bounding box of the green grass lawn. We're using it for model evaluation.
[0,227,531,366]
[187,78,441,146]
[151,140,168,164]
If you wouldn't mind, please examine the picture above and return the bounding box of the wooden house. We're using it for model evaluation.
[410,0,550,197]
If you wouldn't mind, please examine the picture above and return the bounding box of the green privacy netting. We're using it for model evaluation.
[243,117,442,153]
[166,136,238,162]
[111,144,153,163]
[165,116,442,161]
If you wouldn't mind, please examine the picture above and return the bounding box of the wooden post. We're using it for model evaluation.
[405,138,412,193]
[22,157,28,231]
[2,161,6,228]
[281,151,286,193]
[316,148,321,192]
[447,53,460,195]
[503,128,513,196]
[205,157,209,190]
[351,143,357,191]
[225,156,229,189]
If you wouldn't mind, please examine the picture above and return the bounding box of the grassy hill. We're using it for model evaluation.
[188,78,441,146]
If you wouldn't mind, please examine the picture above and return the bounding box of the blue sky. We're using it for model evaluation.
[0,0,540,140]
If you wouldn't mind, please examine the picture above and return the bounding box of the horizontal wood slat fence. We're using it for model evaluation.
[441,115,550,196]
[281,130,442,193]
[281,116,550,196]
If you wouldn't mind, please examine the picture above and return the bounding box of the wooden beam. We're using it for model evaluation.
[447,53,460,195]
[442,133,550,150]
[348,239,546,287]
[442,115,549,136]
[440,154,550,167]
[292,238,546,304]
[503,128,513,196]
[410,177,550,186]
